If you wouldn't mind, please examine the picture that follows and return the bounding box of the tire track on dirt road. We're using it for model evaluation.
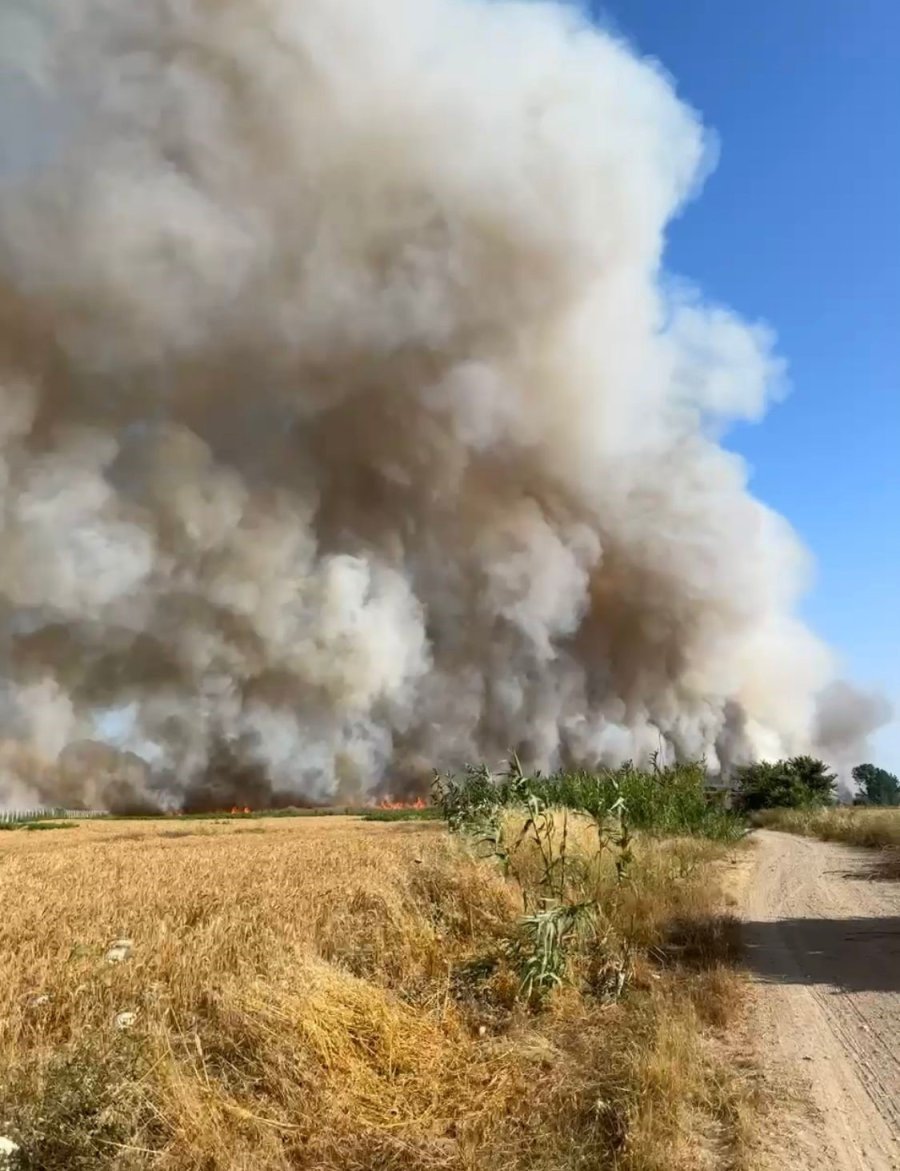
[741,829,899,1170]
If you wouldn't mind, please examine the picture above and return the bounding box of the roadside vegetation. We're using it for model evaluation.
[0,762,757,1171]
[740,756,900,877]
[435,755,746,842]
[757,805,900,875]
[850,762,900,807]
[733,755,837,812]
[734,755,900,815]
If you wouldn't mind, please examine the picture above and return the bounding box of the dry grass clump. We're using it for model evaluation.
[0,815,755,1169]
[758,806,900,875]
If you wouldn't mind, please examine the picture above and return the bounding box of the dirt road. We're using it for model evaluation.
[742,829,900,1170]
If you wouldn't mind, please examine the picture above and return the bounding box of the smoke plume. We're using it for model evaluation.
[0,0,887,810]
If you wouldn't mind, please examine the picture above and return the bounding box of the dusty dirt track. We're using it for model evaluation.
[742,829,900,1170]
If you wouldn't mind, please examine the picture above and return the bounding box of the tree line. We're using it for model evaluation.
[735,756,900,811]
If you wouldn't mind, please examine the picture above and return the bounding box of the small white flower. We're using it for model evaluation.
[0,1135,20,1169]
[105,939,133,963]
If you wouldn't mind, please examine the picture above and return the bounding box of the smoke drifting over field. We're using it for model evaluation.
[0,0,887,810]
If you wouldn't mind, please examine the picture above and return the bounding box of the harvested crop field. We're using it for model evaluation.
[0,815,756,1170]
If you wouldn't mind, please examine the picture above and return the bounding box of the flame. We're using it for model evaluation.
[229,806,252,815]
[376,797,427,811]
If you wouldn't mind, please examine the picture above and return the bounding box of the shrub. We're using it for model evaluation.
[433,757,745,841]
[735,755,836,811]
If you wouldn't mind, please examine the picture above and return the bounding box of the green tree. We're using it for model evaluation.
[786,755,838,805]
[736,756,837,811]
[851,763,900,807]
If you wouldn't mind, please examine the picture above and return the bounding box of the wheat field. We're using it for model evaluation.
[0,815,756,1170]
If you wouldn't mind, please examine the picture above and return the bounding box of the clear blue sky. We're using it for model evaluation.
[593,0,900,767]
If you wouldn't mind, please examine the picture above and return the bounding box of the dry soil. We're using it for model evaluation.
[742,829,899,1171]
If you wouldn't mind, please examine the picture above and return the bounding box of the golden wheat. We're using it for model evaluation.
[0,815,755,1170]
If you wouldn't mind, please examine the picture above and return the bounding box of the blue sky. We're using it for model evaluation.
[593,0,900,767]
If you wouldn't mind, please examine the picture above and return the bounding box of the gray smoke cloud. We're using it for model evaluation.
[0,0,888,811]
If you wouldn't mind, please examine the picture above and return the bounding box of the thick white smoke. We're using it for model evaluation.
[0,0,887,809]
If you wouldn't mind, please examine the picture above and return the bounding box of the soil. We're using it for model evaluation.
[741,829,900,1170]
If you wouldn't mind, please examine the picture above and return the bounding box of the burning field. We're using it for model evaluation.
[0,813,755,1170]
[0,1,887,1165]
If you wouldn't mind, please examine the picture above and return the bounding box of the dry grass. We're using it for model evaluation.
[758,806,900,876]
[0,814,757,1170]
